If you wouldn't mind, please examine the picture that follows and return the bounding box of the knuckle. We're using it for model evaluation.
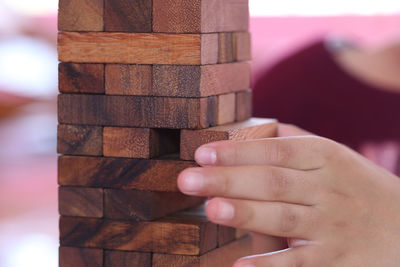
[279,205,300,234]
[220,173,233,196]
[267,168,291,200]
[266,140,293,166]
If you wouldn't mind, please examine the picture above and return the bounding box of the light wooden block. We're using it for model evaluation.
[58,32,218,65]
[180,118,278,160]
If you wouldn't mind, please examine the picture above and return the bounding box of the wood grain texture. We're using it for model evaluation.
[59,63,104,94]
[105,251,151,267]
[153,0,249,33]
[153,0,201,33]
[58,0,103,31]
[58,155,197,192]
[104,0,152,32]
[103,127,179,159]
[105,64,152,95]
[218,33,234,64]
[236,89,252,122]
[59,247,103,267]
[152,235,253,267]
[218,226,236,247]
[59,187,103,218]
[58,94,217,129]
[104,189,204,221]
[58,32,218,65]
[234,32,252,61]
[152,62,251,97]
[181,118,278,160]
[60,214,217,255]
[217,93,236,125]
[57,125,102,156]
[202,0,249,32]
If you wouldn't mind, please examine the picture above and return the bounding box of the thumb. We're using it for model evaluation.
[277,123,314,137]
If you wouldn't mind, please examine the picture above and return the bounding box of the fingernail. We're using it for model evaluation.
[216,201,235,221]
[195,147,217,165]
[180,171,204,193]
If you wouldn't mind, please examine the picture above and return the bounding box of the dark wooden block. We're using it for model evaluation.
[59,247,103,267]
[181,118,278,160]
[218,33,234,64]
[236,89,252,122]
[105,251,151,267]
[57,125,102,156]
[104,0,152,32]
[60,213,217,255]
[152,235,253,267]
[103,127,179,159]
[153,0,249,33]
[58,0,103,31]
[58,32,218,65]
[105,64,152,95]
[58,94,217,129]
[59,187,103,218]
[152,62,251,97]
[217,93,236,125]
[59,63,104,94]
[104,189,204,221]
[234,32,251,61]
[218,226,236,247]
[58,155,197,192]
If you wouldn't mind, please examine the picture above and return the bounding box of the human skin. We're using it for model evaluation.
[178,124,400,266]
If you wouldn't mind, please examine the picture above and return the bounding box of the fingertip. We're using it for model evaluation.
[177,168,204,194]
[205,198,235,223]
[195,146,217,166]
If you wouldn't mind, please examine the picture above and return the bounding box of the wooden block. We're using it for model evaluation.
[153,0,249,33]
[58,0,103,31]
[103,127,179,159]
[104,189,204,221]
[58,94,217,129]
[105,251,151,267]
[58,155,197,192]
[59,187,103,218]
[218,226,236,247]
[60,214,217,255]
[236,89,252,122]
[59,247,103,267]
[217,93,236,125]
[58,32,218,65]
[105,64,152,95]
[180,118,278,160]
[59,63,105,94]
[152,235,253,267]
[57,125,102,156]
[152,62,251,97]
[218,33,234,64]
[104,0,152,32]
[234,32,252,61]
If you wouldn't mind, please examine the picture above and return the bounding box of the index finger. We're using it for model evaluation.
[194,136,334,170]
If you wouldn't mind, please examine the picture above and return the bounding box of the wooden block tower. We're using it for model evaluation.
[57,0,278,266]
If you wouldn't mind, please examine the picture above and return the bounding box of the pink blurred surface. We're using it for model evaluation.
[250,16,400,82]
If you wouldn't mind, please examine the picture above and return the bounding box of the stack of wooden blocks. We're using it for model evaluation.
[57,0,278,266]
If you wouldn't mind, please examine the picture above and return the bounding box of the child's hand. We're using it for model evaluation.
[178,124,400,266]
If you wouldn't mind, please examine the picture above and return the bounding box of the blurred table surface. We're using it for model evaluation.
[0,100,58,267]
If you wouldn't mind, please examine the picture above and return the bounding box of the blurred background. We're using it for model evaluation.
[0,0,399,266]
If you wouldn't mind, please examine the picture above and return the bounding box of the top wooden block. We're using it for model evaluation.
[153,0,249,33]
